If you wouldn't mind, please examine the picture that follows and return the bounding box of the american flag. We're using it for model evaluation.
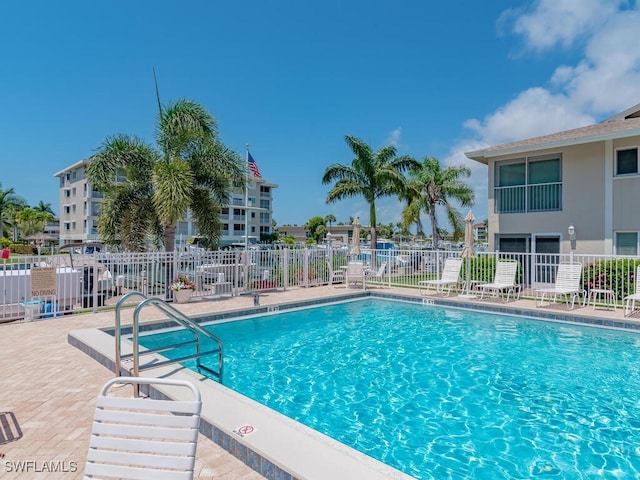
[247,152,262,178]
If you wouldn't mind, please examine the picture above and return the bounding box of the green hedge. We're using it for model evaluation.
[8,243,37,255]
[583,260,640,300]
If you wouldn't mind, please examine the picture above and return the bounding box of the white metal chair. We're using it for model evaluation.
[419,257,463,296]
[535,263,585,310]
[84,376,202,480]
[365,262,388,287]
[479,260,521,302]
[624,265,640,316]
[345,261,366,289]
[327,259,345,286]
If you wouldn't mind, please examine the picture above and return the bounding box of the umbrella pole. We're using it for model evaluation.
[458,254,476,299]
[466,258,470,295]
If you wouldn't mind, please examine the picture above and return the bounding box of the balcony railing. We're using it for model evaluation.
[495,182,562,213]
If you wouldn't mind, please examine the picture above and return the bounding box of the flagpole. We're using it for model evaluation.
[245,144,249,251]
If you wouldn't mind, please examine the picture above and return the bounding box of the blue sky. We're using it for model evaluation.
[1,0,639,232]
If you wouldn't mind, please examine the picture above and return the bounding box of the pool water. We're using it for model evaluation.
[140,299,640,479]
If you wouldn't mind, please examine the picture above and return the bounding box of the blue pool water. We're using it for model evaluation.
[140,299,640,479]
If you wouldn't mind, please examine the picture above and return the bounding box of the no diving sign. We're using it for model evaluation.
[233,424,256,437]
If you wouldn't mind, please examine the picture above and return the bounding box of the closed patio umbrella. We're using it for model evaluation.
[350,217,361,256]
[459,211,477,297]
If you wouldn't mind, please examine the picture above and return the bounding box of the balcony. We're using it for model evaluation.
[495,182,562,214]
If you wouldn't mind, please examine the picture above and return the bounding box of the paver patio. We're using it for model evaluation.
[0,285,636,479]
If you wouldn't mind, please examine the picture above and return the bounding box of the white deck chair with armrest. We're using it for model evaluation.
[535,262,585,310]
[327,259,345,286]
[479,260,521,302]
[345,261,366,289]
[624,265,640,316]
[418,257,463,296]
[84,376,202,480]
[365,261,388,287]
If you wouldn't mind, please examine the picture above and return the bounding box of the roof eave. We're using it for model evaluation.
[53,158,92,177]
[465,127,640,162]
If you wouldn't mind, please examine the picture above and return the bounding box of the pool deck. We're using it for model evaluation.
[1,284,638,479]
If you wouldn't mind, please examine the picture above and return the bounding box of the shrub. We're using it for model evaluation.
[583,259,640,300]
[8,243,37,255]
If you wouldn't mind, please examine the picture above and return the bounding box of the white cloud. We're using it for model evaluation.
[470,2,640,143]
[449,1,640,228]
[464,87,595,146]
[385,127,403,148]
[506,0,624,51]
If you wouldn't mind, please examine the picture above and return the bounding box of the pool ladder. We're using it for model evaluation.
[114,292,223,389]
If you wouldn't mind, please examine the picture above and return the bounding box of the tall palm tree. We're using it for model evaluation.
[34,201,54,215]
[16,208,55,238]
[324,214,336,233]
[322,135,419,250]
[399,176,426,236]
[404,156,474,248]
[0,184,26,239]
[87,99,246,251]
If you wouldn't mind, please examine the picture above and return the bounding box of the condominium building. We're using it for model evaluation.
[53,159,277,249]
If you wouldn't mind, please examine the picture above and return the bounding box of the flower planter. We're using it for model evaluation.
[173,289,192,304]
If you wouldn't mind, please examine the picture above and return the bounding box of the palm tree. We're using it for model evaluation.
[403,156,474,249]
[16,208,55,238]
[399,176,426,237]
[0,184,26,239]
[322,135,419,250]
[33,201,54,215]
[87,99,246,251]
[324,214,336,233]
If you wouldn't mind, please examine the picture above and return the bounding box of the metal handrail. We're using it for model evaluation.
[114,292,150,376]
[113,292,223,386]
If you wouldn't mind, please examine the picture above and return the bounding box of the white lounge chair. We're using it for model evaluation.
[535,262,585,310]
[624,265,640,316]
[327,259,345,285]
[479,260,521,302]
[365,262,388,287]
[345,261,366,289]
[418,257,463,296]
[85,376,202,480]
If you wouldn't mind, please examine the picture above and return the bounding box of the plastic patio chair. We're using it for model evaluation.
[345,261,366,289]
[365,261,388,287]
[478,260,521,302]
[327,259,345,286]
[84,376,202,480]
[624,265,640,316]
[535,263,585,310]
[418,257,463,296]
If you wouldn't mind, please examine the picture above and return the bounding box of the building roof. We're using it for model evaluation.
[53,158,92,178]
[465,103,640,164]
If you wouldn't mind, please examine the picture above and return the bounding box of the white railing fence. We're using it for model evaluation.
[2,247,639,322]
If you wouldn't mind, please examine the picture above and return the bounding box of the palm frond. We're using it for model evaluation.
[152,159,194,224]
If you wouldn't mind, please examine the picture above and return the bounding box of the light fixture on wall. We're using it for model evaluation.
[568,224,576,241]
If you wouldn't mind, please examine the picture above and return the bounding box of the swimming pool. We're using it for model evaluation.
[140,298,640,479]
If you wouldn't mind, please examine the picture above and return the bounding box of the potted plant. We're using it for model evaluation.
[171,275,196,303]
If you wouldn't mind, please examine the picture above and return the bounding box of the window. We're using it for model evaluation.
[616,148,638,175]
[616,232,638,256]
[495,155,562,213]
